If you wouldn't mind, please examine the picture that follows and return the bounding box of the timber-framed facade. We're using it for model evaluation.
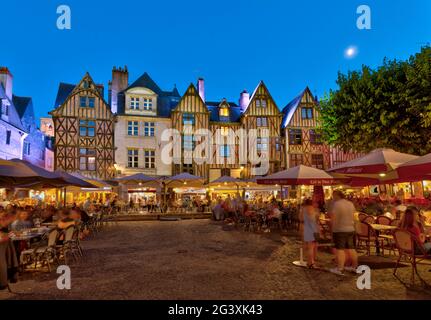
[50,73,116,180]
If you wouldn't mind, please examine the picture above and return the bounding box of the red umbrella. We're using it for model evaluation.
[396,153,431,180]
[328,148,418,175]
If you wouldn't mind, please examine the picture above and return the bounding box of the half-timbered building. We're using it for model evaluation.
[282,87,330,169]
[171,83,210,179]
[50,73,116,180]
[241,81,284,177]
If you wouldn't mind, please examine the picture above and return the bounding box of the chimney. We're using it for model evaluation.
[197,78,205,102]
[96,84,105,97]
[239,90,250,112]
[0,67,13,100]
[109,66,129,113]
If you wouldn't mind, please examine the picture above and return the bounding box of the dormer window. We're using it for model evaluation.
[130,97,140,110]
[143,98,153,111]
[220,108,229,117]
[256,99,267,108]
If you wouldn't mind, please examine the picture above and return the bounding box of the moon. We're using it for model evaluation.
[344,46,358,59]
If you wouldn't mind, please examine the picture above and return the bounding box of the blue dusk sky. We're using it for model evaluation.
[2,0,430,120]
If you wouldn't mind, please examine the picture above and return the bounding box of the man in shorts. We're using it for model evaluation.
[329,190,358,275]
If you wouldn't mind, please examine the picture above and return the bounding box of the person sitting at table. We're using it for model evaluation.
[400,208,431,254]
[40,205,56,224]
[10,208,33,232]
[57,209,76,230]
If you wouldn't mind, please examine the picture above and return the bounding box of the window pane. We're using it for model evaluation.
[88,98,95,108]
[80,97,87,107]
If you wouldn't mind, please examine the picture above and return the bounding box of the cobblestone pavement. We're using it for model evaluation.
[2,220,431,300]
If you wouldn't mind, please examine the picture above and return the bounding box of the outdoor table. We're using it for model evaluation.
[369,224,397,232]
[370,224,397,255]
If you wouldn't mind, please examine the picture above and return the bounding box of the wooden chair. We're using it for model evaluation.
[393,229,430,286]
[356,222,380,255]
[363,215,375,224]
[20,229,60,272]
[358,213,367,221]
[376,215,392,225]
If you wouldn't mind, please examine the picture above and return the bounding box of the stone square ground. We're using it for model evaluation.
[1,220,431,300]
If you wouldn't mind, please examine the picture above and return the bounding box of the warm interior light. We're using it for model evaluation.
[224,182,227,185]
[379,173,386,177]
[183,181,187,185]
[240,166,244,170]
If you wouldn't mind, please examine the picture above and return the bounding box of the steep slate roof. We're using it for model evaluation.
[54,83,75,109]
[126,72,163,94]
[206,101,242,123]
[0,84,26,132]
[12,95,32,118]
[117,72,181,118]
[281,87,317,128]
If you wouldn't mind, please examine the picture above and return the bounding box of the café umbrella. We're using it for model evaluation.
[162,173,205,189]
[396,152,431,180]
[206,176,250,193]
[0,159,64,187]
[328,148,418,177]
[257,165,348,186]
[116,173,160,188]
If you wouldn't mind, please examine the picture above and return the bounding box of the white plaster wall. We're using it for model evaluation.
[115,116,172,177]
[0,120,25,160]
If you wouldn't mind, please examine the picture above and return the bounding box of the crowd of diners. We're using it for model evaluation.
[211,191,431,275]
[0,201,113,291]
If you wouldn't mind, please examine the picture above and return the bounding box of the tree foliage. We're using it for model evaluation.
[318,46,431,155]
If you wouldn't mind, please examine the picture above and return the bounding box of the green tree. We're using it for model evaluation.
[319,46,431,155]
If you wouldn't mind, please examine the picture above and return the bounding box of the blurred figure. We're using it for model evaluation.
[300,199,319,268]
[10,209,33,231]
[329,190,358,275]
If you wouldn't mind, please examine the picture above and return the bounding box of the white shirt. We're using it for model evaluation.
[332,199,356,233]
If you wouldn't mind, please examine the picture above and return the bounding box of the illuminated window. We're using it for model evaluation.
[127,121,139,136]
[144,122,155,137]
[127,149,139,168]
[144,150,155,169]
[143,98,153,111]
[79,148,96,171]
[220,108,229,117]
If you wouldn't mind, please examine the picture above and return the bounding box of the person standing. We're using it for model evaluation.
[329,190,358,275]
[300,199,319,268]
